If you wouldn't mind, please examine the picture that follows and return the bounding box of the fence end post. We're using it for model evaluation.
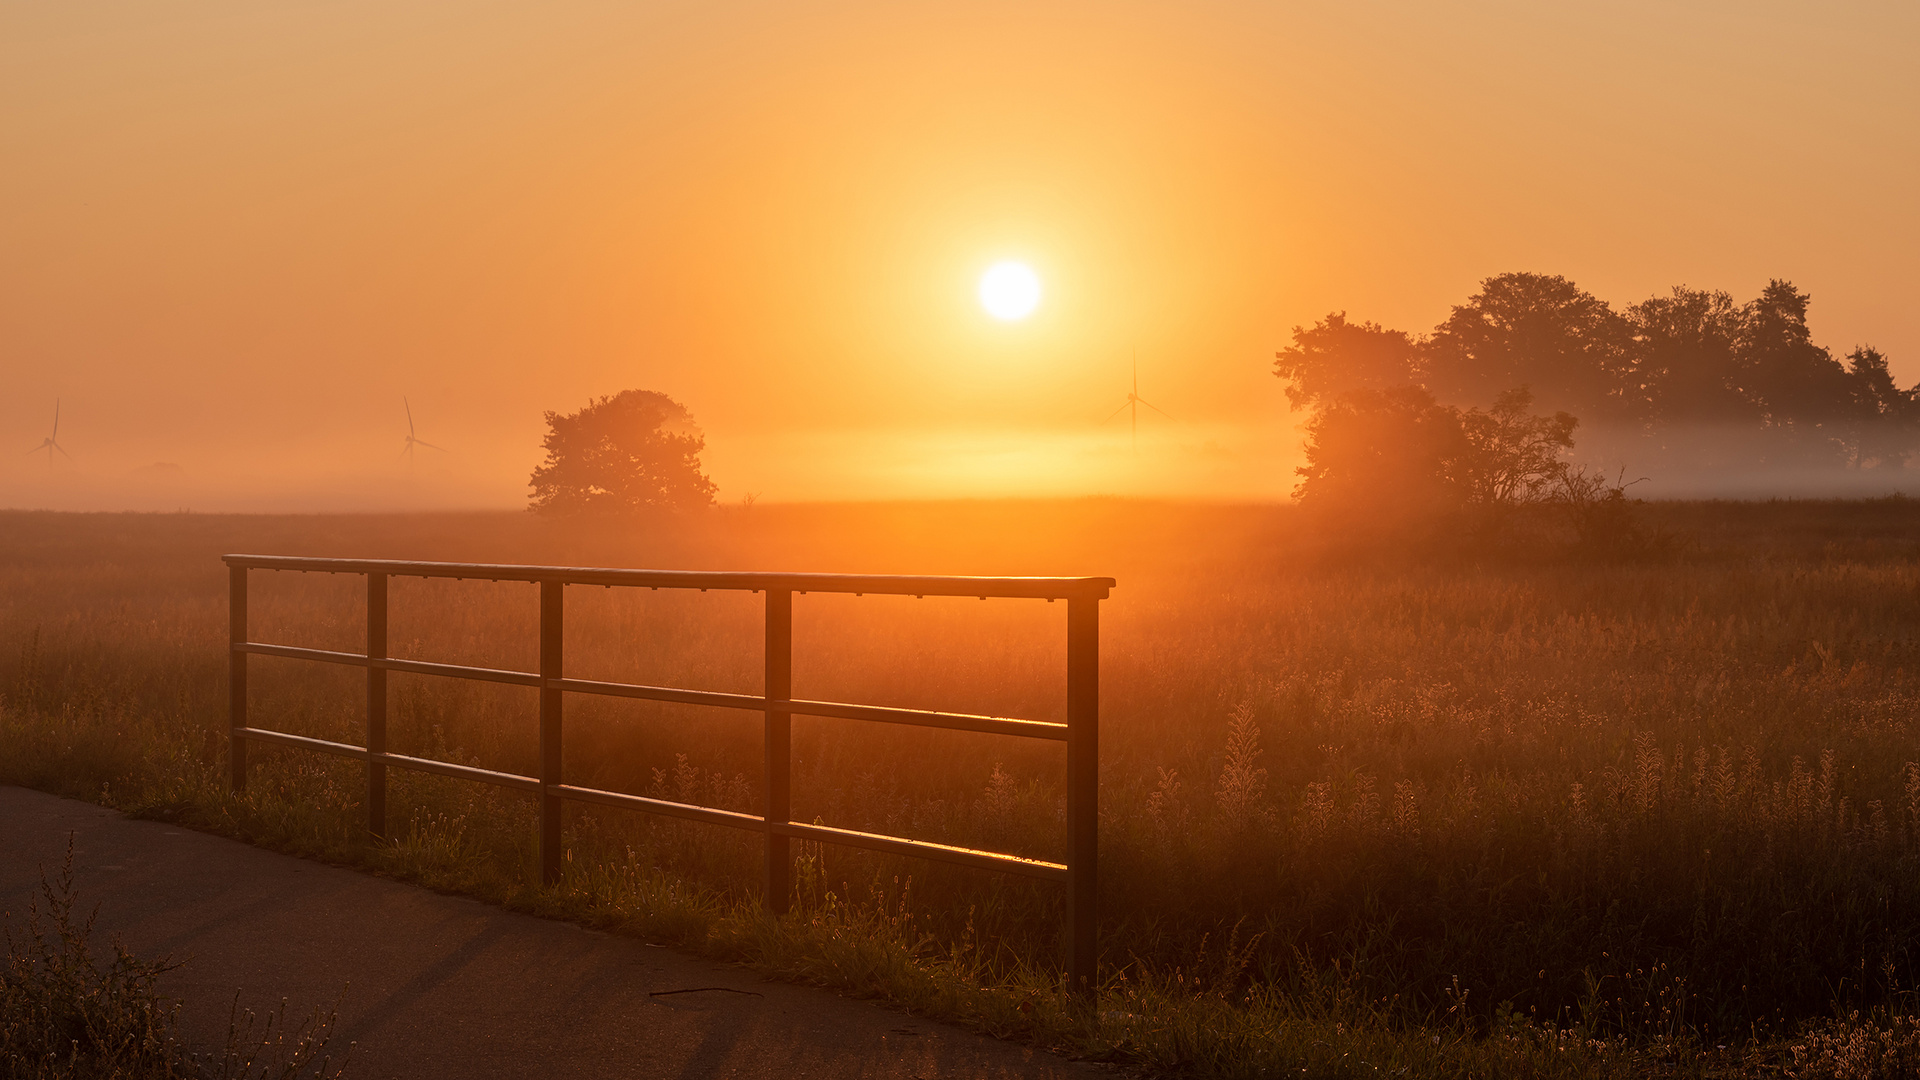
[1066,594,1100,997]
[367,572,388,841]
[539,579,565,886]
[765,588,793,915]
[228,564,248,794]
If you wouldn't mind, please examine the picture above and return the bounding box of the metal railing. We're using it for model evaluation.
[223,555,1113,988]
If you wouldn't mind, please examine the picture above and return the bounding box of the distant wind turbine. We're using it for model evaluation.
[401,398,446,463]
[1103,358,1171,450]
[26,401,71,468]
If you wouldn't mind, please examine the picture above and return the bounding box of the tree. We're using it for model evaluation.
[1273,312,1423,410]
[528,390,717,515]
[1454,388,1579,508]
[1628,286,1758,423]
[1738,280,1854,427]
[1294,386,1466,515]
[1295,384,1582,538]
[1425,273,1637,420]
[1844,346,1916,421]
[1841,346,1920,468]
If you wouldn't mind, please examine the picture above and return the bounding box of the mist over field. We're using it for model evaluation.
[1565,424,1920,499]
[11,427,1920,514]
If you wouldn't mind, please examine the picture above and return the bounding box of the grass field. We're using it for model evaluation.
[4,499,1920,1078]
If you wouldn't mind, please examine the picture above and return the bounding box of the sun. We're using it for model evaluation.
[978,261,1041,321]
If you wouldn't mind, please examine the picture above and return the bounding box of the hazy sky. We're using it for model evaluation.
[4,1,1915,509]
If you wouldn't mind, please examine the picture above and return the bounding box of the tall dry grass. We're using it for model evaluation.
[4,500,1920,1074]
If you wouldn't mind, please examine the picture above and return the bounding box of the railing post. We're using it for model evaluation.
[539,579,564,886]
[1065,594,1100,996]
[229,564,248,793]
[764,589,793,915]
[366,573,388,840]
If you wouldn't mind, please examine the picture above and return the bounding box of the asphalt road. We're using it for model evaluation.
[0,786,1093,1079]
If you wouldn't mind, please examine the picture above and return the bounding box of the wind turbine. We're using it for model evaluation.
[26,401,71,468]
[1103,357,1171,450]
[401,398,446,464]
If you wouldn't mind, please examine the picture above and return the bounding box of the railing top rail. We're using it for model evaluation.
[222,554,1115,600]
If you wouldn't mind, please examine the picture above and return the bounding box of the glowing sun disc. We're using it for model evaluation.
[978,261,1041,320]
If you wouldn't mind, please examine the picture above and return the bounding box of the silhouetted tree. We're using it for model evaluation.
[1294,386,1466,531]
[1294,385,1581,536]
[1739,280,1855,427]
[1628,287,1757,423]
[1842,346,1920,468]
[1454,388,1578,508]
[1285,272,1920,500]
[1845,347,1915,419]
[1279,315,1474,534]
[1273,312,1423,410]
[1425,273,1636,419]
[528,390,716,516]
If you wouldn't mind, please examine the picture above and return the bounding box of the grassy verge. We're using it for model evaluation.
[0,707,1745,1079]
[0,639,1904,1078]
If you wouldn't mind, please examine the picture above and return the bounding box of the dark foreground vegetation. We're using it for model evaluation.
[4,500,1920,1077]
[2,843,346,1079]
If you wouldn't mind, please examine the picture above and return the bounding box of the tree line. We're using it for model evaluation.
[1279,272,1915,466]
[1274,273,1913,545]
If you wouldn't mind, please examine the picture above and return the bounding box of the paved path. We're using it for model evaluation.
[0,786,1092,1079]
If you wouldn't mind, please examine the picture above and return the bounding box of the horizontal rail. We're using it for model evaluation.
[776,821,1069,882]
[785,698,1067,740]
[235,649,1066,741]
[221,554,1114,601]
[382,752,541,793]
[232,728,541,793]
[234,726,368,760]
[554,676,1068,741]
[221,736,1066,880]
[550,676,764,712]
[238,642,369,666]
[553,784,766,830]
[381,657,542,688]
[539,786,1068,880]
[235,643,543,687]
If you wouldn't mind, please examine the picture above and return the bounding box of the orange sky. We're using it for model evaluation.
[4,1,1916,509]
